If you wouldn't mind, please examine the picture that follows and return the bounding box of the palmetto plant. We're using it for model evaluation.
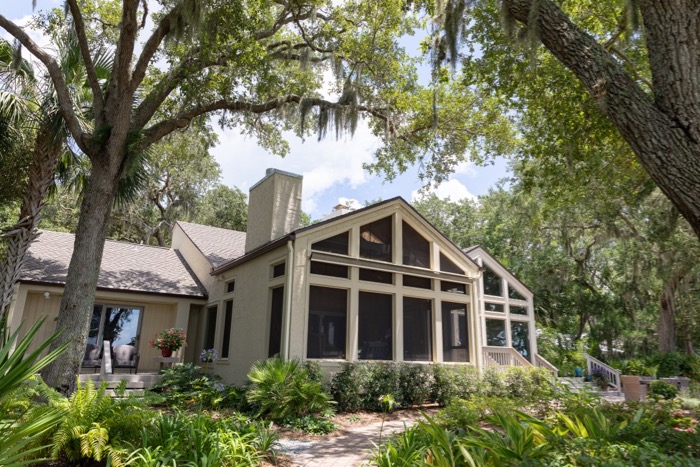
[0,317,68,465]
[246,357,334,420]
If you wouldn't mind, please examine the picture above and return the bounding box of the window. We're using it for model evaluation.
[403,297,432,361]
[402,221,430,268]
[510,305,528,316]
[226,281,236,293]
[483,267,502,296]
[272,262,286,278]
[310,261,349,278]
[84,305,141,365]
[440,281,466,294]
[442,301,469,362]
[485,302,504,313]
[359,268,393,284]
[358,292,393,360]
[203,306,217,350]
[485,319,506,347]
[360,217,392,262]
[312,231,349,255]
[440,253,464,274]
[221,300,233,358]
[403,275,432,289]
[269,287,284,357]
[511,321,531,359]
[508,285,526,301]
[307,286,347,359]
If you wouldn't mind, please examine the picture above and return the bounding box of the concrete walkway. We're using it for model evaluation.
[280,413,424,467]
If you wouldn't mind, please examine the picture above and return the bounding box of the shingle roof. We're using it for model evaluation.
[20,230,207,298]
[176,221,247,267]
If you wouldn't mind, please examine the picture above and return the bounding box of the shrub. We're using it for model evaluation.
[649,381,680,400]
[247,357,334,420]
[330,362,368,412]
[282,415,336,435]
[435,397,518,432]
[652,352,698,378]
[149,363,231,408]
[398,363,433,407]
[363,363,401,411]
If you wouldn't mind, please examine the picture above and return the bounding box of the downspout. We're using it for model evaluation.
[282,239,294,360]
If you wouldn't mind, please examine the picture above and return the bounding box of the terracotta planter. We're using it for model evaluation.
[161,348,173,357]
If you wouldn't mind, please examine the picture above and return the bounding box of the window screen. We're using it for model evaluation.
[508,285,526,301]
[307,286,347,359]
[510,305,528,316]
[440,281,467,294]
[511,321,531,359]
[359,268,393,284]
[204,306,217,350]
[485,319,506,347]
[360,217,392,262]
[483,267,503,296]
[485,302,504,313]
[440,253,464,274]
[442,301,469,362]
[268,287,284,357]
[358,292,393,360]
[272,263,285,278]
[221,300,233,358]
[403,275,432,289]
[311,231,350,255]
[402,221,430,268]
[403,297,432,361]
[310,261,349,278]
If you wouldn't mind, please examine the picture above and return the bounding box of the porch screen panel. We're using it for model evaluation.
[442,301,469,362]
[307,286,347,359]
[269,287,284,357]
[511,321,531,359]
[485,319,506,347]
[403,297,432,361]
[312,231,349,255]
[483,267,503,296]
[360,217,392,262]
[439,253,464,274]
[402,221,430,268]
[221,300,233,358]
[358,292,393,360]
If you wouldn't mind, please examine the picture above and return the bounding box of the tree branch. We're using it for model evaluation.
[66,0,104,120]
[130,4,177,96]
[0,14,89,153]
[107,0,140,109]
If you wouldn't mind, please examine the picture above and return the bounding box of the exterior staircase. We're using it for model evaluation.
[559,376,624,401]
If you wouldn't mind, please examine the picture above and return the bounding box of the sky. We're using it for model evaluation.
[1,1,511,219]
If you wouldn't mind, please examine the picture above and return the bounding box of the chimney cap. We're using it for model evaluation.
[250,168,303,192]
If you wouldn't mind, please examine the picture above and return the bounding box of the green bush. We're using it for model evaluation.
[247,357,333,420]
[649,381,680,400]
[149,363,232,408]
[436,396,518,432]
[652,352,699,379]
[282,415,336,434]
[329,362,368,412]
[398,363,433,407]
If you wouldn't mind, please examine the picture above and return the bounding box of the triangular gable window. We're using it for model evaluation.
[402,221,430,268]
[508,285,526,301]
[360,217,392,262]
[440,252,464,275]
[483,266,502,296]
[312,231,349,255]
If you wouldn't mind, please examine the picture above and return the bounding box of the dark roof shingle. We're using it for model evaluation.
[176,221,247,267]
[20,231,207,298]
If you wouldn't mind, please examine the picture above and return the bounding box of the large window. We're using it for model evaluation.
[485,319,506,347]
[84,305,141,365]
[508,285,526,301]
[307,286,347,359]
[358,292,393,360]
[312,231,350,255]
[269,287,284,357]
[483,267,502,296]
[511,321,531,359]
[485,302,504,313]
[360,217,392,262]
[403,275,432,289]
[221,300,233,358]
[442,301,469,362]
[359,268,393,284]
[403,297,432,361]
[310,261,349,278]
[402,221,430,268]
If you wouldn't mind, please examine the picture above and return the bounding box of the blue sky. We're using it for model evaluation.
[2,1,510,219]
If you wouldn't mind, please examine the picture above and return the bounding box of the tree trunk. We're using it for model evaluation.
[503,0,700,238]
[41,162,120,393]
[0,126,63,321]
[658,282,677,353]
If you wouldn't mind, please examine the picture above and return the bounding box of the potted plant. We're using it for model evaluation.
[591,368,609,390]
[150,328,187,357]
[200,348,218,370]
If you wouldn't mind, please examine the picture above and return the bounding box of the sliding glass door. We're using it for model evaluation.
[84,305,142,362]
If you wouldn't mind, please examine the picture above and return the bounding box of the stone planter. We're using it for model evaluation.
[621,375,647,402]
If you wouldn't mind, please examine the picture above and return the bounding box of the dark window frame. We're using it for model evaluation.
[221,300,233,358]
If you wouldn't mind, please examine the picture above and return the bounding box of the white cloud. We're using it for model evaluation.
[337,197,362,210]
[410,178,478,203]
[211,120,381,215]
[453,160,477,177]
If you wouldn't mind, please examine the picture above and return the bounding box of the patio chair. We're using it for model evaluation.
[112,344,139,374]
[82,344,101,373]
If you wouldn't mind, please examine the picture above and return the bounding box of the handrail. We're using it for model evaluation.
[535,354,559,377]
[584,353,620,391]
[483,346,533,368]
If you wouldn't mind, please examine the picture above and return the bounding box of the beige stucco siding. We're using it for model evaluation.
[172,224,223,298]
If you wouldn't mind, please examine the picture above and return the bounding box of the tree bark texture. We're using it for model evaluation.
[41,162,121,393]
[503,0,700,238]
[0,126,63,321]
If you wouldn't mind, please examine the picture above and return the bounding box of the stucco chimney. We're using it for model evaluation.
[245,168,303,253]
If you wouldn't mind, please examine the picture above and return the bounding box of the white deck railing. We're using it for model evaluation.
[584,353,620,391]
[483,346,532,368]
[535,354,559,377]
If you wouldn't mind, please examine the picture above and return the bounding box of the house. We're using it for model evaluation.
[8,168,554,383]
